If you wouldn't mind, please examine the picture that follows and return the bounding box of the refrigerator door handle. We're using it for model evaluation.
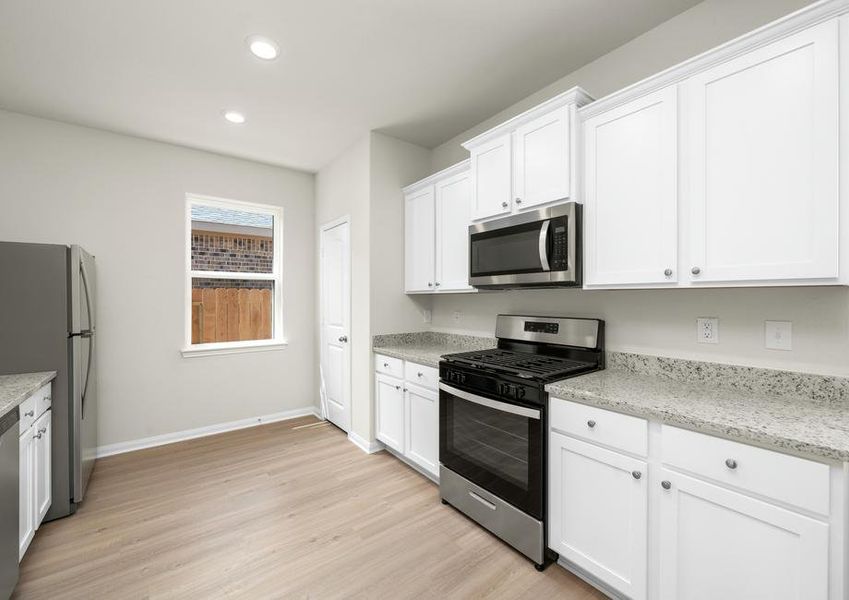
[79,260,94,417]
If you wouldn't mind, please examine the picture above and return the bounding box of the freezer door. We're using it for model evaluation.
[70,246,97,503]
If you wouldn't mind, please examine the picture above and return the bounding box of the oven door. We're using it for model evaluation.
[439,382,543,519]
[468,203,578,288]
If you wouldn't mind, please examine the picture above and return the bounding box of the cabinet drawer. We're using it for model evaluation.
[34,384,51,419]
[662,425,830,515]
[19,395,37,432]
[374,354,404,378]
[550,399,648,457]
[404,362,438,390]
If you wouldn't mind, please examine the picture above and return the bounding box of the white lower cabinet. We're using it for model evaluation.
[658,469,829,600]
[549,399,843,600]
[549,432,648,600]
[18,383,52,561]
[375,356,439,479]
[375,373,404,453]
[18,430,34,559]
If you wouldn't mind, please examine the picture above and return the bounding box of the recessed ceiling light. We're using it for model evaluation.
[223,110,246,124]
[246,35,279,61]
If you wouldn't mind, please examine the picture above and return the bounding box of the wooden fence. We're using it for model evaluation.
[191,288,272,344]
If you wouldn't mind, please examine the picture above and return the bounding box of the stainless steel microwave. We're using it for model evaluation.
[468,203,581,289]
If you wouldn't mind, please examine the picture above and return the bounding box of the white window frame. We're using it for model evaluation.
[181,193,286,357]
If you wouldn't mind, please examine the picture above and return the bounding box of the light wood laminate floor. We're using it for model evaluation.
[13,416,606,599]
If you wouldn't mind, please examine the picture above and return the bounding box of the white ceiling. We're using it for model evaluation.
[0,0,701,172]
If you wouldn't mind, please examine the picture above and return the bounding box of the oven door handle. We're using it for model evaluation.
[439,383,541,420]
[538,219,551,272]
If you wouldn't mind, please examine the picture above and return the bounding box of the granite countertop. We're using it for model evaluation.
[0,372,57,419]
[547,355,849,462]
[372,332,496,368]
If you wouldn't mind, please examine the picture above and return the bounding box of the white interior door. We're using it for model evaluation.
[320,219,351,432]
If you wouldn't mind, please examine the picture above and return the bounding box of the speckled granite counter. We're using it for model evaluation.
[546,352,849,462]
[373,332,496,368]
[0,372,56,418]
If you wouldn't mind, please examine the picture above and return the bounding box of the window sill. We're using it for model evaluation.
[181,339,289,358]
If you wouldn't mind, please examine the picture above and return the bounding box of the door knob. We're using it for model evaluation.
[661,480,672,490]
[691,266,701,275]
[632,471,642,480]
[501,201,508,208]
[725,458,738,469]
[338,335,348,343]
[515,197,522,204]
[587,420,596,428]
[664,268,673,277]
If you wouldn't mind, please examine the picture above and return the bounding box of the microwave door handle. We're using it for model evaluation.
[538,219,551,271]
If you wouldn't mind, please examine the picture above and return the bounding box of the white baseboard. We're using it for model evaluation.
[95,407,321,458]
[347,431,385,454]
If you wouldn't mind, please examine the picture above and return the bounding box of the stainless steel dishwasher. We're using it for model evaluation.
[0,408,19,600]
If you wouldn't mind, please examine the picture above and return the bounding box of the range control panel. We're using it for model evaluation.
[524,321,559,334]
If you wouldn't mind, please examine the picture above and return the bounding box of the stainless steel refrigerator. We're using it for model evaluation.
[0,242,98,520]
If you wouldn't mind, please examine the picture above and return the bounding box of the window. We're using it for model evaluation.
[182,194,285,357]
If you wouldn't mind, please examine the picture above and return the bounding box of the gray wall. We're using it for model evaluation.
[0,110,317,446]
[426,0,849,376]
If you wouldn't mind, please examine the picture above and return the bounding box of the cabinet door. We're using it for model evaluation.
[685,21,839,283]
[375,373,404,453]
[583,86,678,286]
[34,411,51,525]
[514,105,571,210]
[435,170,473,292]
[404,384,438,477]
[549,432,648,600]
[658,469,828,600]
[19,430,34,560]
[404,186,436,292]
[469,133,512,220]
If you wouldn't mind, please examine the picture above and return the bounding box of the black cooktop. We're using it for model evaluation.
[442,348,596,382]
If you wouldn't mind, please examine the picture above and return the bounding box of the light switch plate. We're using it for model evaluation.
[696,317,719,344]
[765,320,792,351]
[452,311,463,323]
[421,309,432,324]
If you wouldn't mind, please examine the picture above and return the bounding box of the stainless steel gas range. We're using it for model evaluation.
[438,314,604,570]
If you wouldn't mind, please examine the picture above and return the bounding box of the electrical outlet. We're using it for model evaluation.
[696,317,719,344]
[421,309,432,324]
[765,320,792,351]
[452,311,463,323]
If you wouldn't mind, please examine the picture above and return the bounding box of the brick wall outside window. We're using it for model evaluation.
[191,229,273,289]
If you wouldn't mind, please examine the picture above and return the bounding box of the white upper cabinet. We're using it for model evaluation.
[685,20,839,284]
[514,105,571,210]
[435,170,473,292]
[583,86,678,286]
[403,160,474,294]
[580,11,845,289]
[463,87,592,222]
[469,133,512,220]
[404,186,435,293]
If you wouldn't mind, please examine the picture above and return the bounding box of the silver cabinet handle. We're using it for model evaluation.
[661,480,672,490]
[403,387,408,392]
[24,410,34,417]
[38,427,46,434]
[417,372,423,378]
[725,458,738,469]
[587,420,596,428]
[427,282,433,287]
[338,335,348,343]
[395,385,401,391]
[632,471,642,480]
[501,201,508,208]
[383,362,389,368]
[34,433,42,440]
[664,268,673,277]
[515,197,522,204]
[434,282,440,287]
[691,266,701,275]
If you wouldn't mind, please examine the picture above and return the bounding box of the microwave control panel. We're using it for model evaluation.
[551,218,568,270]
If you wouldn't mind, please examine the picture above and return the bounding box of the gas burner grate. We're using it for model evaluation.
[443,349,593,380]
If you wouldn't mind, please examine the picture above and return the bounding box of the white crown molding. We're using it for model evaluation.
[95,407,320,458]
[580,0,849,120]
[348,431,385,454]
[402,158,470,195]
[462,86,594,150]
